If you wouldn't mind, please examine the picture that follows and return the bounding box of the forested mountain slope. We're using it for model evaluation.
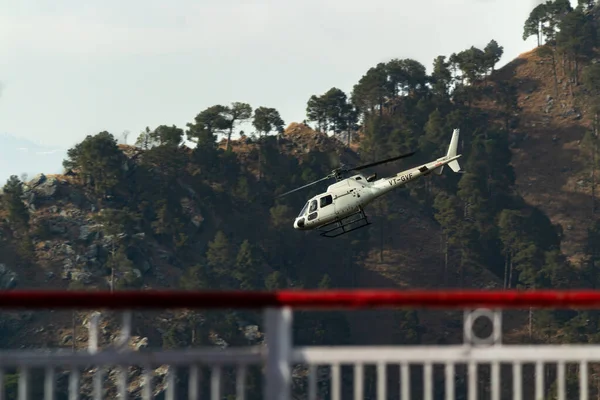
[3,0,600,398]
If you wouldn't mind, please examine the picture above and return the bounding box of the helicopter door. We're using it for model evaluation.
[307,199,318,221]
[318,194,334,221]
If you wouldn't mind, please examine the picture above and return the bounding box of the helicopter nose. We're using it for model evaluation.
[295,218,305,230]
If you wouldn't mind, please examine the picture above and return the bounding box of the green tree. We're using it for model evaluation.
[265,270,286,289]
[252,106,285,138]
[420,109,447,157]
[351,63,389,116]
[222,102,253,151]
[386,58,428,97]
[186,105,230,149]
[483,39,504,74]
[498,209,525,289]
[556,8,596,86]
[140,141,188,195]
[135,127,158,150]
[523,3,547,46]
[306,88,357,144]
[63,131,125,196]
[180,264,214,346]
[1,175,35,262]
[152,125,184,147]
[2,176,29,233]
[233,240,263,290]
[430,55,453,101]
[391,309,421,344]
[321,87,353,136]
[433,192,462,285]
[451,46,487,84]
[306,94,328,132]
[93,207,141,291]
[206,231,234,284]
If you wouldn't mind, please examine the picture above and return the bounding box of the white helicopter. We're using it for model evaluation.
[278,128,464,238]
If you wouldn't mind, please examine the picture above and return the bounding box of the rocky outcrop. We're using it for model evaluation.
[22,173,61,210]
[0,264,17,289]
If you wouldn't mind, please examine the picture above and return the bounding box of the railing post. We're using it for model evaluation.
[264,306,292,400]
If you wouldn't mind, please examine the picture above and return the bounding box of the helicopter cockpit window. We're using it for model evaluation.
[309,200,318,213]
[320,194,333,208]
[298,202,309,218]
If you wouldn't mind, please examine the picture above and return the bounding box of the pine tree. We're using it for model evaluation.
[233,240,263,290]
[2,175,30,233]
[206,231,233,283]
[433,192,462,285]
[498,209,523,288]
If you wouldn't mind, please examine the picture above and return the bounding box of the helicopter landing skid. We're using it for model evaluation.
[318,208,371,238]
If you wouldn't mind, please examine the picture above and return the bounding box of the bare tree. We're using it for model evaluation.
[121,130,131,145]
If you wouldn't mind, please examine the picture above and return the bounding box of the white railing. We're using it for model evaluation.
[2,289,600,399]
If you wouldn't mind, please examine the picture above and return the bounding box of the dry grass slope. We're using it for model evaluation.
[485,48,596,264]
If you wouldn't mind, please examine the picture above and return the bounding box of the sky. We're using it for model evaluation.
[0,0,563,153]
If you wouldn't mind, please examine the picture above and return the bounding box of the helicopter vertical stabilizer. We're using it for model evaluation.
[432,128,461,175]
[446,128,462,173]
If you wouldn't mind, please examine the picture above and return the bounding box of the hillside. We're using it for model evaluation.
[479,48,594,265]
[0,122,510,398]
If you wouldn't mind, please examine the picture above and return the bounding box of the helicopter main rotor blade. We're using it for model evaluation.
[276,174,333,198]
[348,151,417,172]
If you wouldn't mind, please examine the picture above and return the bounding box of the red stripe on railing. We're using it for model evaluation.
[0,290,599,309]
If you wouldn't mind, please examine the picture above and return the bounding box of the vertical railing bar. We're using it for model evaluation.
[88,312,100,354]
[332,363,341,400]
[468,362,476,400]
[93,367,103,400]
[166,367,176,400]
[424,362,432,400]
[580,361,588,400]
[142,365,152,400]
[119,311,132,348]
[513,362,522,400]
[188,365,200,400]
[118,366,128,400]
[535,361,543,400]
[354,363,363,400]
[376,362,386,400]
[0,368,4,400]
[88,313,102,400]
[69,367,80,400]
[264,307,292,400]
[44,367,55,400]
[211,366,221,400]
[236,364,247,400]
[491,361,500,400]
[18,366,29,400]
[445,362,454,400]
[557,361,565,400]
[400,363,410,400]
[308,364,317,400]
[117,310,132,400]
